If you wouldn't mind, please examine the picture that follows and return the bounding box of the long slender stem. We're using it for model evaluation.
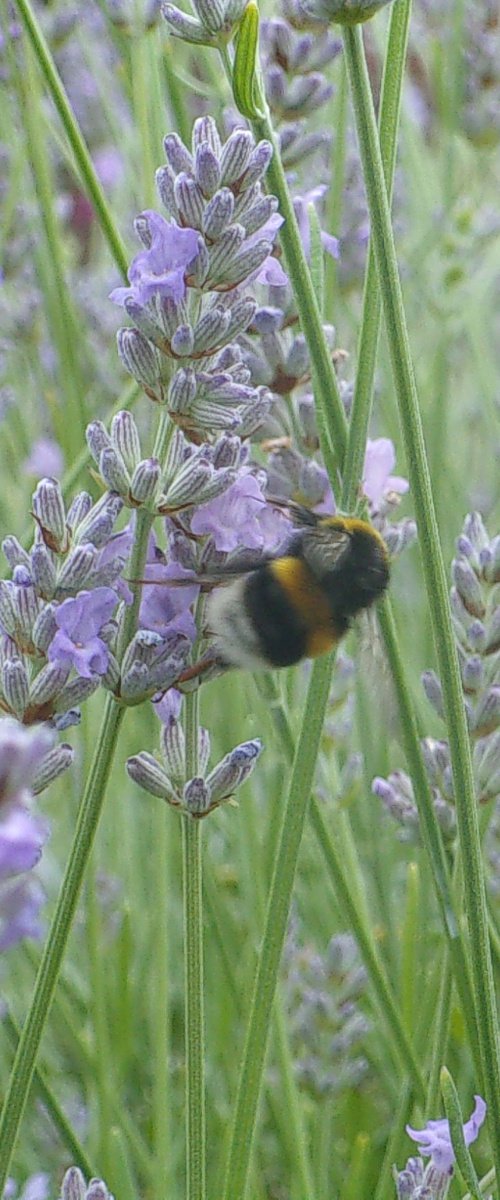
[182,615,206,1200]
[182,812,205,1200]
[341,0,411,511]
[342,22,500,1170]
[221,653,333,1200]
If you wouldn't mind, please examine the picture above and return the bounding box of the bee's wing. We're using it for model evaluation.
[130,552,274,591]
[301,526,351,577]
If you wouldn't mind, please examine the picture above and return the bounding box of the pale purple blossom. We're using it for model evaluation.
[110,211,200,307]
[0,720,53,808]
[406,1094,487,1173]
[293,188,340,261]
[48,587,119,678]
[362,438,409,510]
[3,1172,50,1200]
[0,721,51,953]
[190,473,291,552]
[139,561,200,643]
[22,438,64,479]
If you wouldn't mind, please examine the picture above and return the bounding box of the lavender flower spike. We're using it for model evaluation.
[0,718,55,953]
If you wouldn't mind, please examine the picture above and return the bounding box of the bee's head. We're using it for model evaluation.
[306,517,390,619]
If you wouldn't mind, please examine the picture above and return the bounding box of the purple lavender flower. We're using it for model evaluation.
[139,561,200,642]
[48,587,119,679]
[406,1094,487,1173]
[110,211,200,307]
[3,1172,50,1200]
[22,439,64,479]
[0,719,53,807]
[362,438,409,511]
[0,720,51,953]
[293,189,340,262]
[190,473,291,552]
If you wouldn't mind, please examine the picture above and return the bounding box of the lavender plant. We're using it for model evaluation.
[1,0,500,1195]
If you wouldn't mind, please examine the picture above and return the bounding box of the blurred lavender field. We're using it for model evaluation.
[0,0,499,1197]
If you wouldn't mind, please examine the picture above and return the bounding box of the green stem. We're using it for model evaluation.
[182,814,206,1200]
[182,612,206,1200]
[14,0,129,278]
[341,0,411,511]
[0,695,124,1195]
[221,653,333,1200]
[343,22,500,1170]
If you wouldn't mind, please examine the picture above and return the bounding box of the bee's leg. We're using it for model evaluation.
[174,653,228,690]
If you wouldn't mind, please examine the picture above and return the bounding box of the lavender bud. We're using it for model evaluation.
[86,1182,113,1200]
[452,557,485,618]
[32,603,59,653]
[32,478,68,552]
[169,369,197,414]
[86,420,112,463]
[302,0,395,23]
[174,174,204,229]
[186,240,210,288]
[206,739,262,803]
[31,742,74,793]
[73,492,123,549]
[195,142,221,197]
[161,716,186,784]
[53,709,82,731]
[66,492,93,533]
[2,537,30,571]
[461,654,483,693]
[163,132,193,175]
[221,239,273,287]
[183,776,211,815]
[193,116,222,157]
[61,1168,87,1200]
[462,511,489,554]
[130,458,161,505]
[198,726,211,774]
[30,542,57,597]
[192,307,231,355]
[171,324,195,357]
[219,130,254,186]
[202,189,235,240]
[474,732,500,801]
[421,670,444,718]
[207,225,245,281]
[99,447,131,496]
[472,687,500,738]
[241,142,273,189]
[127,751,179,801]
[56,545,97,593]
[3,659,30,717]
[467,618,487,654]
[482,535,500,584]
[111,411,142,471]
[100,652,121,692]
[55,676,101,712]
[192,0,225,33]
[485,607,500,654]
[0,580,21,638]
[156,164,176,215]
[16,583,41,642]
[29,662,71,706]
[161,458,215,508]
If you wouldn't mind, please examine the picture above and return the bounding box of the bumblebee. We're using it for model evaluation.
[204,512,390,671]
